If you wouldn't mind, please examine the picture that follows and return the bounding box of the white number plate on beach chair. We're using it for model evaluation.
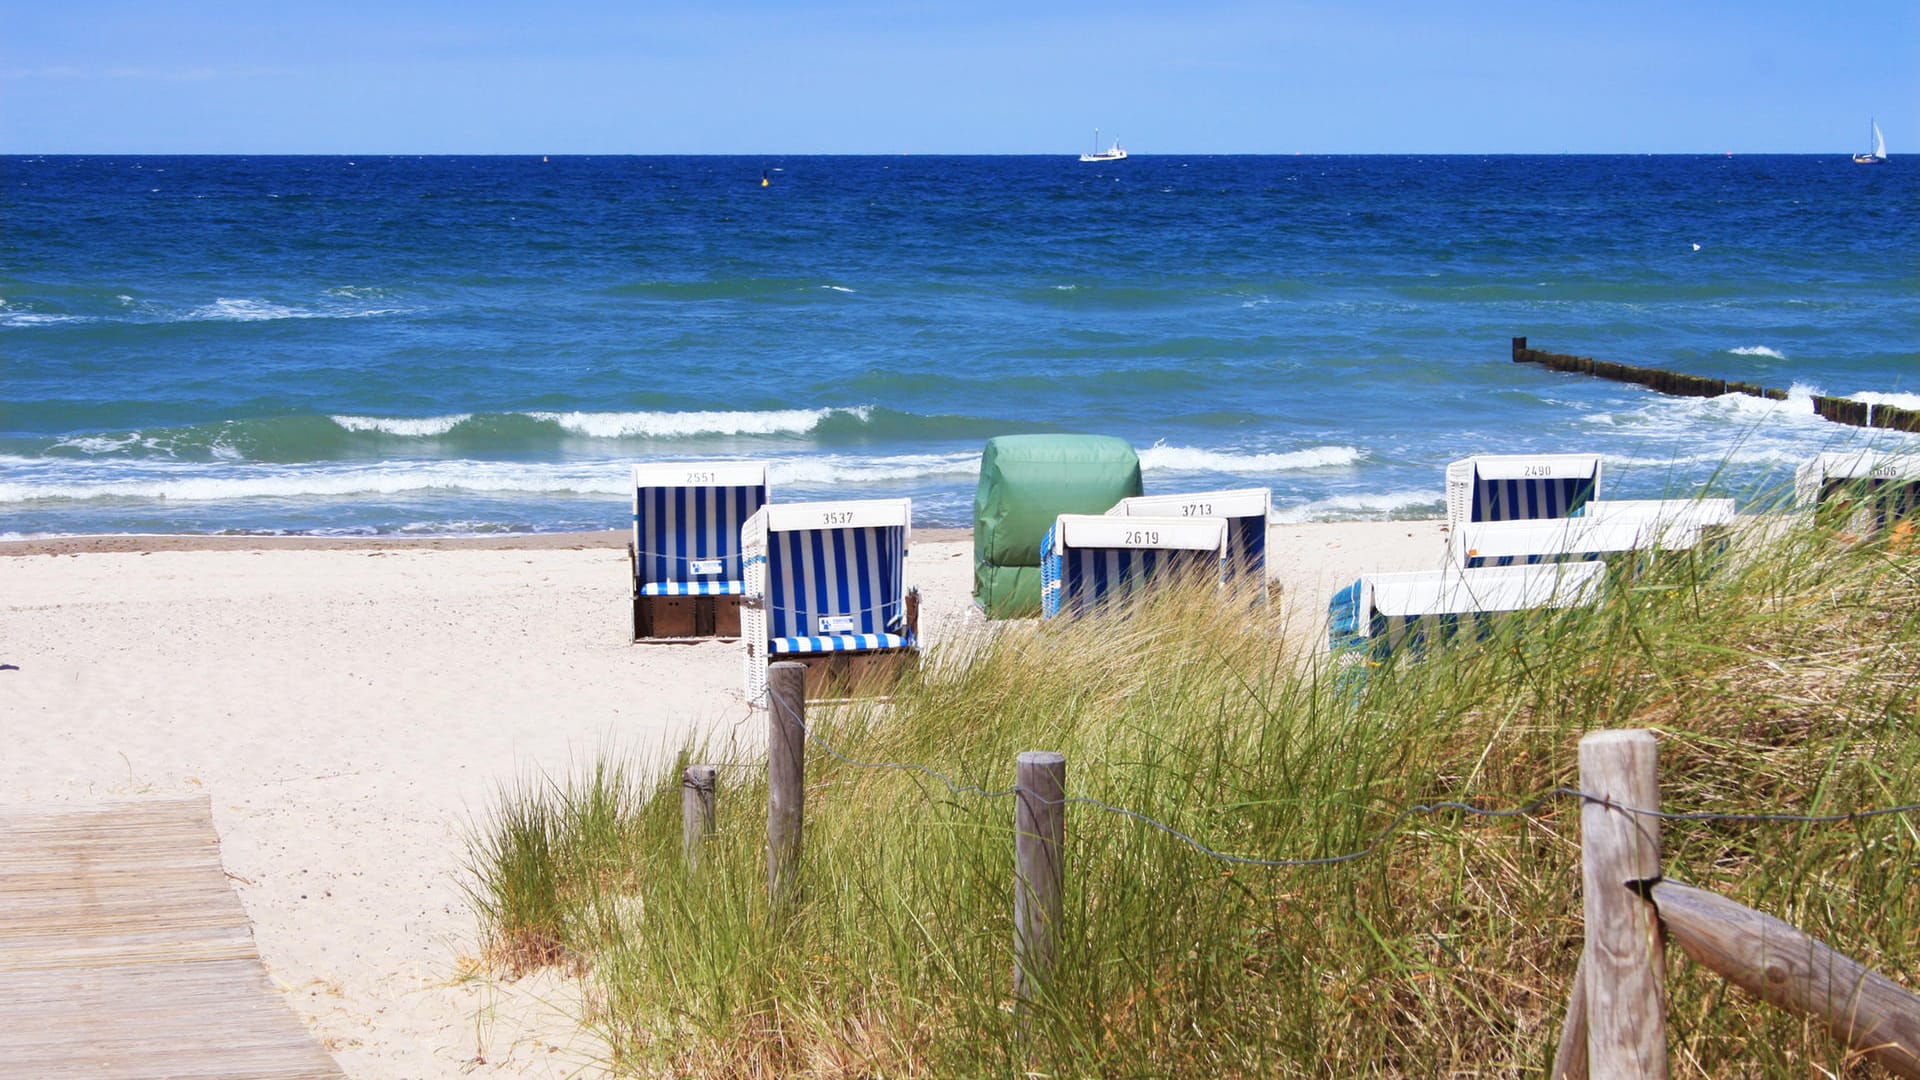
[689,559,723,575]
[818,615,856,633]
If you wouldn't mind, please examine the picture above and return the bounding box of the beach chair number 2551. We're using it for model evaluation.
[1124,530,1161,545]
[685,470,717,483]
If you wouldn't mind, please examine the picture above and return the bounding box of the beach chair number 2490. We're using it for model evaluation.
[1524,465,1553,477]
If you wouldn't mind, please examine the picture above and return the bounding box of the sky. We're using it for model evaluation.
[2,1,1915,154]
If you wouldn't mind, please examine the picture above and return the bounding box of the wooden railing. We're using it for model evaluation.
[1554,730,1920,1079]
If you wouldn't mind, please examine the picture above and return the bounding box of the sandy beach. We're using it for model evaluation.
[0,520,1444,1077]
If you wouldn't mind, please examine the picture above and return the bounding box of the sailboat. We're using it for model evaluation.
[1853,118,1887,164]
[1079,129,1128,162]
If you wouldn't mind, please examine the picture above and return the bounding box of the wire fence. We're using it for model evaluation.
[761,693,1920,872]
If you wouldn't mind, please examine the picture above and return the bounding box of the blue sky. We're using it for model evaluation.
[3,1,1914,153]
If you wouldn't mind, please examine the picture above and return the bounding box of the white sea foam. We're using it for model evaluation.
[183,296,411,322]
[0,461,633,504]
[2,311,93,327]
[189,297,309,321]
[1728,345,1786,359]
[1269,490,1444,524]
[1849,391,1920,411]
[1138,444,1363,473]
[774,453,981,485]
[332,414,472,436]
[531,407,871,439]
[820,285,855,293]
[52,433,148,455]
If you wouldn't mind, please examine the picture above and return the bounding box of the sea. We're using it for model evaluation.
[3,154,1917,537]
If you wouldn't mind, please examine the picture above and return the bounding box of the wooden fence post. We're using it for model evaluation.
[767,661,807,917]
[682,764,717,873]
[1014,751,1067,1018]
[1579,729,1668,1078]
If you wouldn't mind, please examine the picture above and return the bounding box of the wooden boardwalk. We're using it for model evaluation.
[0,797,343,1079]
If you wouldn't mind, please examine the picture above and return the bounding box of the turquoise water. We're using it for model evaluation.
[3,154,1916,535]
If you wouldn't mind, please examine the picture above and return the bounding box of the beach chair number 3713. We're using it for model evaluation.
[1181,503,1213,517]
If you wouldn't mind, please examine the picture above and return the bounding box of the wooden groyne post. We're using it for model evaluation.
[1513,338,1920,433]
[767,661,807,918]
[1014,750,1067,1019]
[1512,337,1784,401]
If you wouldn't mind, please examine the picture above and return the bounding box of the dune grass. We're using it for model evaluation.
[466,511,1919,1077]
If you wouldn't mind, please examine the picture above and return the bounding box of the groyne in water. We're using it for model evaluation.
[1511,338,1920,434]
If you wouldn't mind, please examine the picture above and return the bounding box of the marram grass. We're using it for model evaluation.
[466,516,1919,1078]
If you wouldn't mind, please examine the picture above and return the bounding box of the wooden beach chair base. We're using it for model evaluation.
[633,595,744,641]
[782,649,920,702]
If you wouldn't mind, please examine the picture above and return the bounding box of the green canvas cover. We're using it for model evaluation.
[973,434,1142,618]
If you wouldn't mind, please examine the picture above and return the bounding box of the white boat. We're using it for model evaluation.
[1854,118,1887,164]
[1079,129,1128,162]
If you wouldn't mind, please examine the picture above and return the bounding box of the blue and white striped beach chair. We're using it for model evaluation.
[1445,454,1601,529]
[631,461,770,640]
[1040,514,1229,619]
[1328,562,1605,663]
[1795,452,1920,537]
[741,498,917,703]
[1105,487,1272,584]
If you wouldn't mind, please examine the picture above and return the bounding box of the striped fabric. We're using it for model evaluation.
[1050,546,1219,618]
[638,580,749,597]
[1463,550,1605,569]
[1367,610,1503,657]
[1470,475,1596,523]
[1819,478,1920,533]
[1225,517,1266,580]
[634,482,767,592]
[770,633,913,654]
[763,525,909,650]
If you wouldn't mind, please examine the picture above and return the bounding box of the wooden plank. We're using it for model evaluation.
[1650,880,1920,1079]
[1578,730,1668,1078]
[0,798,343,1079]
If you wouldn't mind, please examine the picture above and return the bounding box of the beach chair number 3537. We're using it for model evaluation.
[822,511,855,526]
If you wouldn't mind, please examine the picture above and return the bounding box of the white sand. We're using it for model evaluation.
[0,521,1446,1077]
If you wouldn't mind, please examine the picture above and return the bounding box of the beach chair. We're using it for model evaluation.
[1040,514,1229,619]
[630,461,770,641]
[1445,454,1601,529]
[1328,562,1605,663]
[741,498,917,703]
[1448,514,1709,570]
[1795,452,1920,537]
[1105,487,1272,584]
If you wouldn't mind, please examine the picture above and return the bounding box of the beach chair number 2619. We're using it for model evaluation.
[1124,530,1161,545]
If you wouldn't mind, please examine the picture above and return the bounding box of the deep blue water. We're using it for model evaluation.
[3,154,1916,535]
